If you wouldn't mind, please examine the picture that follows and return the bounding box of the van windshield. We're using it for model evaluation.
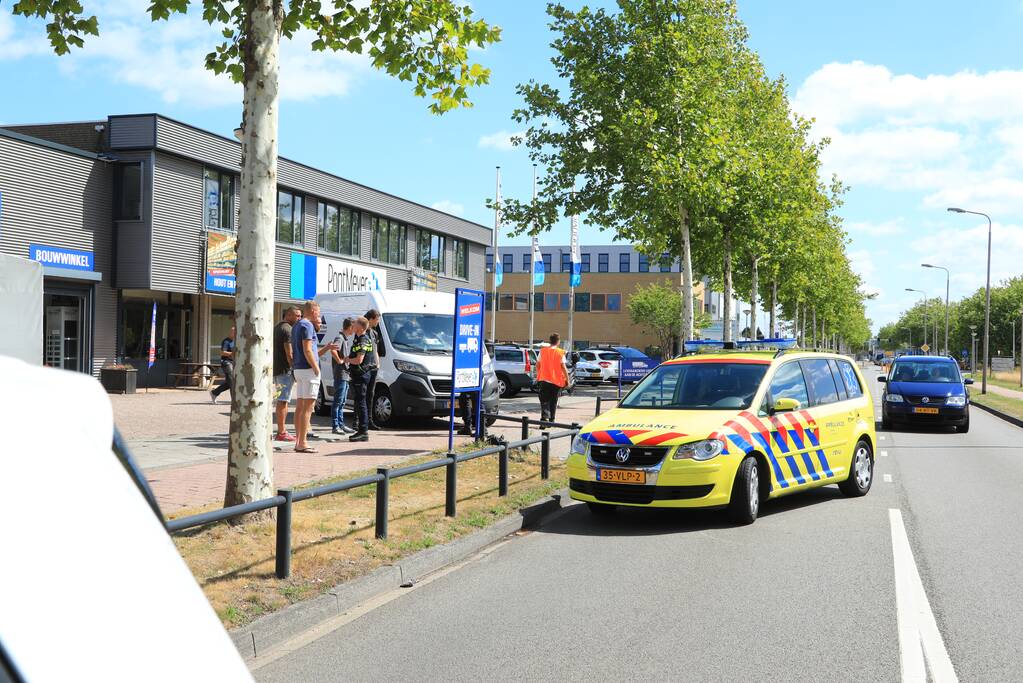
[384,313,453,354]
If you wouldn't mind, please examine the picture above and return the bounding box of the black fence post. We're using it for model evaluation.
[595,395,602,417]
[540,431,550,480]
[499,443,509,497]
[275,488,293,579]
[375,468,389,539]
[445,451,457,517]
[520,414,529,441]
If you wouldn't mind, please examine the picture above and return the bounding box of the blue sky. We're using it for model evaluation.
[3,1,1023,330]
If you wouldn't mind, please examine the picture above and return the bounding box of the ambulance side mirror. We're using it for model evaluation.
[771,397,801,413]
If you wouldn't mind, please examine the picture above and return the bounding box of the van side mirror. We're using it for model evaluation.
[964,377,974,385]
[877,376,887,383]
[771,397,801,413]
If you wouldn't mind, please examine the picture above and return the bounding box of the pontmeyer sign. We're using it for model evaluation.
[289,253,385,299]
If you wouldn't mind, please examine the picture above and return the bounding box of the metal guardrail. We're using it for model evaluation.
[162,416,580,579]
[595,395,621,417]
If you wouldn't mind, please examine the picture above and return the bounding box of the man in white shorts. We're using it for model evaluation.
[273,305,302,441]
[291,300,335,453]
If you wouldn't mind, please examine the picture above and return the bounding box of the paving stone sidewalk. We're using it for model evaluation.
[111,388,592,513]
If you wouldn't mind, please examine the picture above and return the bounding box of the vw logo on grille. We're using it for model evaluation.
[921,396,930,403]
[615,447,630,463]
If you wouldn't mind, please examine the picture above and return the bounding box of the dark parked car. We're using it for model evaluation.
[879,355,971,432]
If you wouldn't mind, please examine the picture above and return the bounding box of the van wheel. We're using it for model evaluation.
[727,456,760,525]
[372,385,395,428]
[839,440,873,497]
[958,414,970,433]
[314,385,331,416]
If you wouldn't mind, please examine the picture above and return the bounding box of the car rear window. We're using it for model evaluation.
[837,360,863,398]
[495,349,521,362]
[598,352,621,361]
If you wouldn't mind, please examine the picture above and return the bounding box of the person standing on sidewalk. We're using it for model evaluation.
[210,326,236,404]
[364,309,383,430]
[347,316,376,442]
[330,318,356,435]
[273,306,301,441]
[536,333,569,422]
[292,301,336,453]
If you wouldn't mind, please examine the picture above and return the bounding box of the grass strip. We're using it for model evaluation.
[971,392,1023,422]
[168,444,566,629]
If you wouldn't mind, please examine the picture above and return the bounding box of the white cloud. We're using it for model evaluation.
[431,199,465,216]
[1,3,369,106]
[793,61,1023,129]
[478,130,523,151]
[914,221,1023,295]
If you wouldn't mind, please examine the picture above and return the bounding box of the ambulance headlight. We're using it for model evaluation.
[674,438,725,461]
[571,435,590,457]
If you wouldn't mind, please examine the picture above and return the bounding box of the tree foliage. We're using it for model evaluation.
[627,282,710,356]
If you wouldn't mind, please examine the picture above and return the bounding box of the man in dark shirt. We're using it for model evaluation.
[364,309,382,430]
[210,326,236,404]
[347,316,377,441]
[273,306,301,441]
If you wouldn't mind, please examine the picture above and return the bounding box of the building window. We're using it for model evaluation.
[502,253,513,274]
[371,216,406,265]
[416,229,445,272]
[543,252,552,273]
[514,294,529,311]
[453,239,468,279]
[592,293,606,311]
[499,293,514,311]
[660,252,672,271]
[545,293,558,311]
[115,162,143,221]
[598,253,609,273]
[574,292,591,312]
[619,252,630,272]
[522,253,530,272]
[486,253,494,273]
[534,292,544,312]
[607,293,622,311]
[560,253,571,272]
[277,190,304,244]
[638,254,649,272]
[581,253,591,273]
[203,168,235,231]
[559,293,570,310]
[319,202,360,256]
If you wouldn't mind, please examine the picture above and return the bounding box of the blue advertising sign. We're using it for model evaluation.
[452,289,485,390]
[448,288,485,449]
[620,360,652,382]
[29,244,94,272]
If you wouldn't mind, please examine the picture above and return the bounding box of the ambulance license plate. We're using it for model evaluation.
[596,469,645,484]
[914,406,939,414]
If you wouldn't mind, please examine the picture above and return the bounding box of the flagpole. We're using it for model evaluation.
[490,166,500,342]
[528,164,537,351]
[568,197,578,353]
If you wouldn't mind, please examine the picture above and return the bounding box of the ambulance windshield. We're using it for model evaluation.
[620,362,767,410]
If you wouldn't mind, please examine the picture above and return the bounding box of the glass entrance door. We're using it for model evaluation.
[44,293,88,372]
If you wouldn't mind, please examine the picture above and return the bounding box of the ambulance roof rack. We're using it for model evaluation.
[683,338,798,356]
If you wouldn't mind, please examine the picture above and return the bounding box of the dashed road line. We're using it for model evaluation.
[880,450,889,457]
[889,509,958,682]
[884,474,893,483]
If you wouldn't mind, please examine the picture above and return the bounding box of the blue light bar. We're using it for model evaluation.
[683,340,725,352]
[735,338,797,350]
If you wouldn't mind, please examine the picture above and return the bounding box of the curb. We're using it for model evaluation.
[972,400,1023,430]
[229,488,572,662]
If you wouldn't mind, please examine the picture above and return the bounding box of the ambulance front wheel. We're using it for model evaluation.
[727,456,760,525]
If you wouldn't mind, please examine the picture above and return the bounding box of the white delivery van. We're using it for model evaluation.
[314,290,501,427]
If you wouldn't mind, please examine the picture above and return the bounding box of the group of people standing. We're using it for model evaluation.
[211,300,383,454]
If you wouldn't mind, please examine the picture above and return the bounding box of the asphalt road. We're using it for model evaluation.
[254,367,1023,682]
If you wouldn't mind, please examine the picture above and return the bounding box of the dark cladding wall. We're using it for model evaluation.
[0,130,117,374]
[152,151,204,292]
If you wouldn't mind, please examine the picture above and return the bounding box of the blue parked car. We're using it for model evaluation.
[879,355,972,432]
[612,346,657,383]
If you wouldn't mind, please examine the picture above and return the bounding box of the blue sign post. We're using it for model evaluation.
[448,288,485,451]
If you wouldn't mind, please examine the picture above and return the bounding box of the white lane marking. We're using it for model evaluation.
[880,450,889,457]
[889,509,959,683]
[880,435,887,440]
[884,474,893,483]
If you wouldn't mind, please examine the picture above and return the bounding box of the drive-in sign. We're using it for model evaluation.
[453,292,484,390]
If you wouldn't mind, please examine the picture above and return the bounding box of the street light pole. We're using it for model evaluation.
[922,263,950,355]
[949,207,993,393]
[970,325,977,375]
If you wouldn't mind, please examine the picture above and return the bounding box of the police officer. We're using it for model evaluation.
[347,316,377,442]
[364,309,383,430]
